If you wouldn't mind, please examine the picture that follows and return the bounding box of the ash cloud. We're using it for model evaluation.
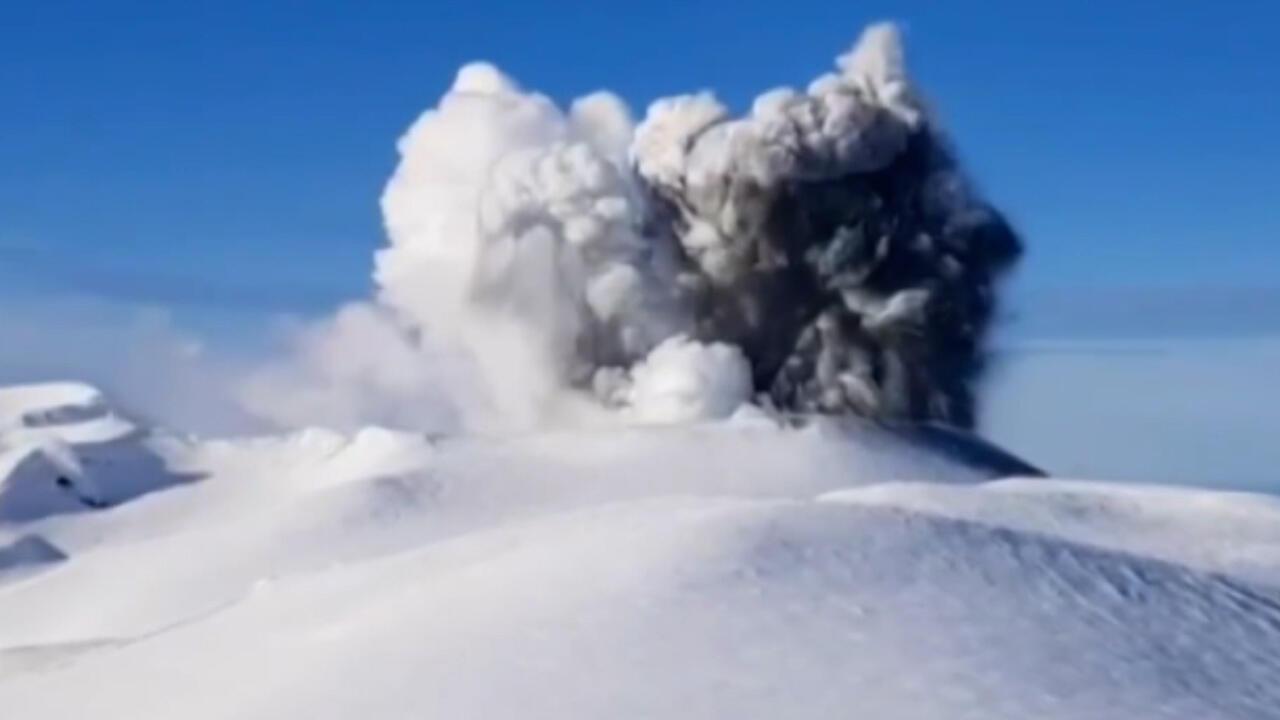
[634,24,1020,427]
[245,23,1021,432]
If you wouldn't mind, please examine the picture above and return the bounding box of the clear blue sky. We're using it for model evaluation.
[2,0,1278,341]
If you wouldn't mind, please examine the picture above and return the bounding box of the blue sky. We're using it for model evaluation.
[2,0,1278,341]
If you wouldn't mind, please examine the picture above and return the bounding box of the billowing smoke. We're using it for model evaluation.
[245,23,1020,433]
[633,25,1020,427]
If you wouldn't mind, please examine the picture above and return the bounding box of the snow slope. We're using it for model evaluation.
[0,382,191,524]
[1,383,1278,719]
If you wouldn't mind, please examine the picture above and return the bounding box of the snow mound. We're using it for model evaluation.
[0,535,66,577]
[822,479,1280,588]
[1,382,1278,718]
[3,495,1280,719]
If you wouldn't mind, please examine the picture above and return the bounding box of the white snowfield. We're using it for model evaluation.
[1,384,1279,719]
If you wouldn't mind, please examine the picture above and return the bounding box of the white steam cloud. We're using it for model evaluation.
[244,23,1021,433]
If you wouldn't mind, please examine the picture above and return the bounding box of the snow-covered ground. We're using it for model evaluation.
[2,383,1279,719]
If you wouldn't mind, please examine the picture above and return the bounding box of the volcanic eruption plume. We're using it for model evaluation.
[245,23,1022,432]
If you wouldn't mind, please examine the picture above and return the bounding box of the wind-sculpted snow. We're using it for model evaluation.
[1,385,1279,718]
[0,383,197,523]
[245,23,1020,433]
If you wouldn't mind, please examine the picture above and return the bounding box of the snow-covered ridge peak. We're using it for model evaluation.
[0,383,160,524]
[0,382,137,445]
